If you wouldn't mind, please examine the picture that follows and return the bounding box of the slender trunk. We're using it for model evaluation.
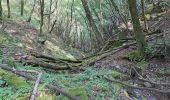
[47,0,52,31]
[27,0,36,22]
[141,0,148,32]
[40,0,44,34]
[7,0,10,18]
[21,0,24,16]
[81,0,103,45]
[128,0,146,56]
[0,0,2,22]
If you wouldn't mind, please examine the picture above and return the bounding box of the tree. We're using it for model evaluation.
[21,0,24,16]
[127,0,146,56]
[141,0,148,32]
[40,0,44,34]
[7,0,10,18]
[0,0,2,22]
[81,0,103,45]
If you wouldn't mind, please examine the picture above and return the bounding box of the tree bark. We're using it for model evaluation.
[7,0,10,18]
[0,0,2,22]
[21,0,24,16]
[141,0,148,32]
[127,0,146,56]
[40,0,44,34]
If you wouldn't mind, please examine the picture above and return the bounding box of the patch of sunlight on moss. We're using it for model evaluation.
[0,69,29,89]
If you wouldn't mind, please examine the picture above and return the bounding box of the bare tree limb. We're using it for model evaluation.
[30,72,42,100]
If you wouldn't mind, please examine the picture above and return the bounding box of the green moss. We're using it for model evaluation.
[36,91,56,100]
[0,69,29,89]
[112,71,126,79]
[123,50,143,62]
[61,87,88,100]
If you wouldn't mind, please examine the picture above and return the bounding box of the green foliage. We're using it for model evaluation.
[136,60,147,69]
[123,50,143,62]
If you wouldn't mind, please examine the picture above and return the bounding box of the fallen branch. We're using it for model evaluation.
[30,72,42,100]
[104,76,170,94]
[0,64,80,100]
[82,42,136,66]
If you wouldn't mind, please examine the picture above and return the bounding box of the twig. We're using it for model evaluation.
[104,76,170,94]
[30,72,42,100]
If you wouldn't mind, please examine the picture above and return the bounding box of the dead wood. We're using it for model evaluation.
[30,72,42,100]
[25,59,71,70]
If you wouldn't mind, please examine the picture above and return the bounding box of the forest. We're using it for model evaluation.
[0,0,170,99]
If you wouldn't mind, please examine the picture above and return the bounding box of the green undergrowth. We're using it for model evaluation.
[122,50,143,62]
[0,63,123,99]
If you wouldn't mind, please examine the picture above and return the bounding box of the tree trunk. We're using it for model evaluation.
[81,0,103,45]
[7,0,10,18]
[40,0,44,34]
[141,0,148,32]
[47,0,52,31]
[21,0,24,16]
[0,0,2,22]
[127,0,146,56]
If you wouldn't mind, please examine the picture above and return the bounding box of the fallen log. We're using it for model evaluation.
[29,51,82,63]
[0,64,80,100]
[25,58,71,70]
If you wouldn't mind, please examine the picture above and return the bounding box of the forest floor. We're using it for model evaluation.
[0,9,170,100]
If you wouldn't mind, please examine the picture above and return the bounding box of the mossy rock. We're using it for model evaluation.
[122,50,143,62]
[0,69,29,89]
[61,87,88,100]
